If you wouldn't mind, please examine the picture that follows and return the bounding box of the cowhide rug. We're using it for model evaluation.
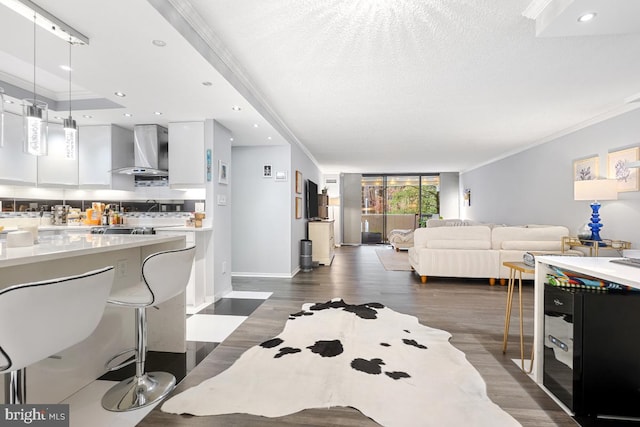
[161,299,520,426]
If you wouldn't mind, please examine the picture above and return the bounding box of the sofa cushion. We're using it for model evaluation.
[426,219,481,227]
[491,225,569,250]
[413,225,492,248]
[427,240,491,250]
[500,240,562,251]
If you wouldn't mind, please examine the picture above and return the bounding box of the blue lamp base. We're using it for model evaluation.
[587,201,604,243]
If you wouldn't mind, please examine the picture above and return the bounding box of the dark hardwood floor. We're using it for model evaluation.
[138,245,577,427]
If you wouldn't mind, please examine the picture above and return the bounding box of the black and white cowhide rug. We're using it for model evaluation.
[161,299,520,426]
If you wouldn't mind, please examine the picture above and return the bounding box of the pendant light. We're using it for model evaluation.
[22,9,48,156]
[63,39,77,159]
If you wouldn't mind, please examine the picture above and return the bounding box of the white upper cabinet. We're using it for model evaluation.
[0,112,37,185]
[78,124,134,190]
[168,121,205,188]
[37,123,78,187]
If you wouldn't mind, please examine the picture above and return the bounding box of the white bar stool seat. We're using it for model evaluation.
[101,246,195,412]
[0,267,115,404]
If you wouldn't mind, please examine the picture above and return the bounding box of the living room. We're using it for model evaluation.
[2,1,640,426]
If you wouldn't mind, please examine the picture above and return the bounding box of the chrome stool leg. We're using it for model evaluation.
[7,369,26,404]
[101,307,176,411]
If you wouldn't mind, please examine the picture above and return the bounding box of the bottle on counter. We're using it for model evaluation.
[102,208,110,226]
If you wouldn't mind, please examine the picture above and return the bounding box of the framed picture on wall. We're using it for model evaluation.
[608,147,639,192]
[218,160,229,185]
[275,171,288,182]
[295,197,302,219]
[573,156,598,181]
[295,170,303,194]
[263,165,272,178]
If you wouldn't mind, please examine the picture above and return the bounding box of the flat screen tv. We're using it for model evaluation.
[306,179,319,219]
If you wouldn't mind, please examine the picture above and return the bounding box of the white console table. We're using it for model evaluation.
[308,220,335,266]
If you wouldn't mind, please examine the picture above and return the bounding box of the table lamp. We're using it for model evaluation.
[574,179,618,242]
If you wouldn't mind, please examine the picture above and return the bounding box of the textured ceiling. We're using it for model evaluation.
[1,1,640,174]
[185,0,640,173]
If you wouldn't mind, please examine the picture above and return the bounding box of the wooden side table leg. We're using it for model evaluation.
[502,268,515,354]
[527,343,535,374]
[518,270,525,372]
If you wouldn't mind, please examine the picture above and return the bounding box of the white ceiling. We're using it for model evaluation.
[1,0,640,174]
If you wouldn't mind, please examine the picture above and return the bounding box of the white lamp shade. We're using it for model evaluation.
[574,179,618,201]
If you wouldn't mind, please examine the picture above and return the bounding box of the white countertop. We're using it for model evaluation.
[0,225,89,233]
[536,255,640,290]
[1,224,212,232]
[0,233,184,268]
[154,225,212,232]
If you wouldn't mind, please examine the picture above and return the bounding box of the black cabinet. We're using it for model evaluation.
[543,284,640,419]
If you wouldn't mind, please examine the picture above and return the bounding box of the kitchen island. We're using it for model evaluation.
[1,233,186,404]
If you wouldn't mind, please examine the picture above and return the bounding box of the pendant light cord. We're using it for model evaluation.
[68,40,72,117]
[33,10,36,102]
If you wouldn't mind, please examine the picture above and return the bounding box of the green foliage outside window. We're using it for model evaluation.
[387,185,439,216]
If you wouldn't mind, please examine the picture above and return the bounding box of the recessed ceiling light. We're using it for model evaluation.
[231,105,242,111]
[253,124,259,128]
[152,39,166,47]
[123,113,132,117]
[267,136,272,140]
[54,116,64,120]
[154,111,163,115]
[202,81,213,86]
[115,91,126,97]
[230,137,234,141]
[577,12,596,22]
[83,114,92,119]
[60,65,72,71]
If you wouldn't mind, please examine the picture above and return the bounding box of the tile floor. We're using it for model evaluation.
[62,291,272,427]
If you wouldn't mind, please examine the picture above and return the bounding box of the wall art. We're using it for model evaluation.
[218,160,229,185]
[295,197,302,219]
[608,147,639,192]
[295,170,303,194]
[573,156,598,181]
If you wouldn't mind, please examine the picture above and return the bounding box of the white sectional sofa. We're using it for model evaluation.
[387,219,482,251]
[408,224,581,284]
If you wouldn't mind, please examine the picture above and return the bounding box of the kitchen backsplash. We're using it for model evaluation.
[0,198,203,214]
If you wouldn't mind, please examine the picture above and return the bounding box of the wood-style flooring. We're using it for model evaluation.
[138,245,577,427]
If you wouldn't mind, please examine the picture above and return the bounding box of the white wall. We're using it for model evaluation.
[231,144,293,276]
[460,108,640,247]
[439,172,460,219]
[209,120,232,299]
[291,142,322,271]
[322,173,341,245]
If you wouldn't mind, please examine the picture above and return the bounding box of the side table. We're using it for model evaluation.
[561,236,630,257]
[502,261,535,373]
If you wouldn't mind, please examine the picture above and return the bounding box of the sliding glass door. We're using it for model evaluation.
[361,174,440,244]
[361,176,384,243]
[385,175,420,236]
[419,175,440,227]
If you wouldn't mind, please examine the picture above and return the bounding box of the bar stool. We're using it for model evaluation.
[502,261,535,373]
[101,246,196,412]
[0,267,115,404]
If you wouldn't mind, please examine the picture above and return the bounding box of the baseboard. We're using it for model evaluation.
[232,271,296,278]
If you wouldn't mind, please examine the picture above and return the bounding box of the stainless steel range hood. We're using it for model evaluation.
[112,124,168,176]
